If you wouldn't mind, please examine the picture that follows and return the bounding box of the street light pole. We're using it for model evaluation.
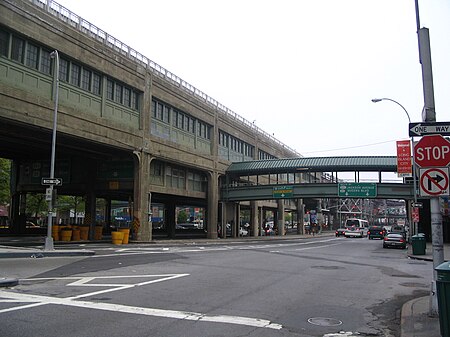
[371,98,418,238]
[44,50,60,251]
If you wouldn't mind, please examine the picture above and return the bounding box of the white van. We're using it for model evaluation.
[344,218,369,238]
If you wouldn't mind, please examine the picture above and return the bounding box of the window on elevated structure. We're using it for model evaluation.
[0,29,8,57]
[59,58,69,82]
[107,79,114,100]
[25,43,39,70]
[197,121,211,140]
[258,150,277,160]
[70,63,81,86]
[114,83,123,104]
[218,130,254,160]
[81,68,91,91]
[187,171,207,192]
[11,36,24,63]
[123,87,131,107]
[92,73,101,95]
[166,166,186,189]
[40,49,52,75]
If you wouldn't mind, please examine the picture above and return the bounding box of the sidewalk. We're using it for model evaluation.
[401,243,449,337]
[0,234,447,336]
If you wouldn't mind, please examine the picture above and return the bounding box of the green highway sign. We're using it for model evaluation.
[273,185,293,198]
[338,183,377,198]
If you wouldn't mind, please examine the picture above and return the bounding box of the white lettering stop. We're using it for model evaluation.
[416,145,450,161]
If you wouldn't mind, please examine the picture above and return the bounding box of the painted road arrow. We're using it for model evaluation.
[409,122,450,137]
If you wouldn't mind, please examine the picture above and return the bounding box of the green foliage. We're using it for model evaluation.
[26,193,47,218]
[177,210,189,224]
[0,158,11,205]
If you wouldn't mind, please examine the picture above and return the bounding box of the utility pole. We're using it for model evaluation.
[415,0,443,316]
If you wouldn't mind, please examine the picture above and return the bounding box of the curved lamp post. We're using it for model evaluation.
[371,97,417,238]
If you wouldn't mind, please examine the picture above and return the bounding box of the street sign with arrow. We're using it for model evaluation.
[41,178,63,186]
[409,122,450,137]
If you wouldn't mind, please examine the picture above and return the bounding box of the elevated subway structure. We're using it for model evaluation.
[0,0,301,240]
[219,156,415,237]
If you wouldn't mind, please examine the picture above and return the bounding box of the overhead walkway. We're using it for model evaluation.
[221,156,414,201]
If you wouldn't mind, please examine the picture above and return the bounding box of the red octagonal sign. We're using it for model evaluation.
[414,134,450,167]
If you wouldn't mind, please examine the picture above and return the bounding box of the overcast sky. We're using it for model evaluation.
[55,0,450,158]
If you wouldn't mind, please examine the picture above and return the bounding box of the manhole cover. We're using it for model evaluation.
[308,317,342,326]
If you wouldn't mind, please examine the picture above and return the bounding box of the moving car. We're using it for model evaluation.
[335,228,346,237]
[367,226,385,239]
[344,218,369,238]
[383,233,407,249]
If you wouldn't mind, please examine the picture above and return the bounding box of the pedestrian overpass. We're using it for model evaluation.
[221,156,414,201]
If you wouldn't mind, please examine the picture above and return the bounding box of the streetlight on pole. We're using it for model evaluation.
[44,50,60,251]
[371,97,418,238]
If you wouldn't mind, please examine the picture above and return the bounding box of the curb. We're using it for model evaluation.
[0,250,95,258]
[0,277,19,287]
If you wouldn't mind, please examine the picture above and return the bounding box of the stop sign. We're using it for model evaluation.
[414,134,450,167]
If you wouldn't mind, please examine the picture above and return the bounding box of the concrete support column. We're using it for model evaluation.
[236,203,241,237]
[277,200,285,236]
[297,199,304,235]
[134,151,151,242]
[250,201,258,237]
[224,201,237,237]
[206,171,218,239]
[259,207,265,236]
[85,190,96,240]
[167,201,176,239]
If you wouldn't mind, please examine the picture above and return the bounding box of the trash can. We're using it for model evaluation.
[436,262,450,337]
[411,234,426,255]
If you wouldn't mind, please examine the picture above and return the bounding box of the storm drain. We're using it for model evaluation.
[308,317,343,326]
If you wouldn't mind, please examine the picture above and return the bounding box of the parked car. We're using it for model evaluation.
[368,226,385,240]
[390,225,407,239]
[383,233,407,249]
[335,228,346,237]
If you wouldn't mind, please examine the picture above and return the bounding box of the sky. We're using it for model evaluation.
[54,0,450,158]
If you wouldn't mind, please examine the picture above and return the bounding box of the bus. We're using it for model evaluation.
[344,218,369,238]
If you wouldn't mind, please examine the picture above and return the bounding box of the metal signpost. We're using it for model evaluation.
[414,134,450,315]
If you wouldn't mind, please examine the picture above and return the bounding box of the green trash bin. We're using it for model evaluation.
[436,262,450,337]
[411,234,426,255]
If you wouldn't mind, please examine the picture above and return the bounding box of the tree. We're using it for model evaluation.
[0,158,11,205]
[177,210,189,224]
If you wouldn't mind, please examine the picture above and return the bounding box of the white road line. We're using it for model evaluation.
[0,291,282,330]
[294,242,343,251]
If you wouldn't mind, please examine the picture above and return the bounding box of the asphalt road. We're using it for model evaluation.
[0,237,433,337]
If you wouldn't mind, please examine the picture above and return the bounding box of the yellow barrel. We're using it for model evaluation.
[118,228,130,244]
[111,231,124,245]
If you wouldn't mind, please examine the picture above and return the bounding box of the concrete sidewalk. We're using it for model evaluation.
[401,243,450,337]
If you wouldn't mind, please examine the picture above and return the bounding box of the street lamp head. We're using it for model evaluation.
[371,98,382,103]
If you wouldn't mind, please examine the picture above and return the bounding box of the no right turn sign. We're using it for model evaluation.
[419,167,450,197]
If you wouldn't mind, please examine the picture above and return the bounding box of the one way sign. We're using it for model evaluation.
[409,122,450,137]
[41,178,63,186]
[419,167,449,197]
